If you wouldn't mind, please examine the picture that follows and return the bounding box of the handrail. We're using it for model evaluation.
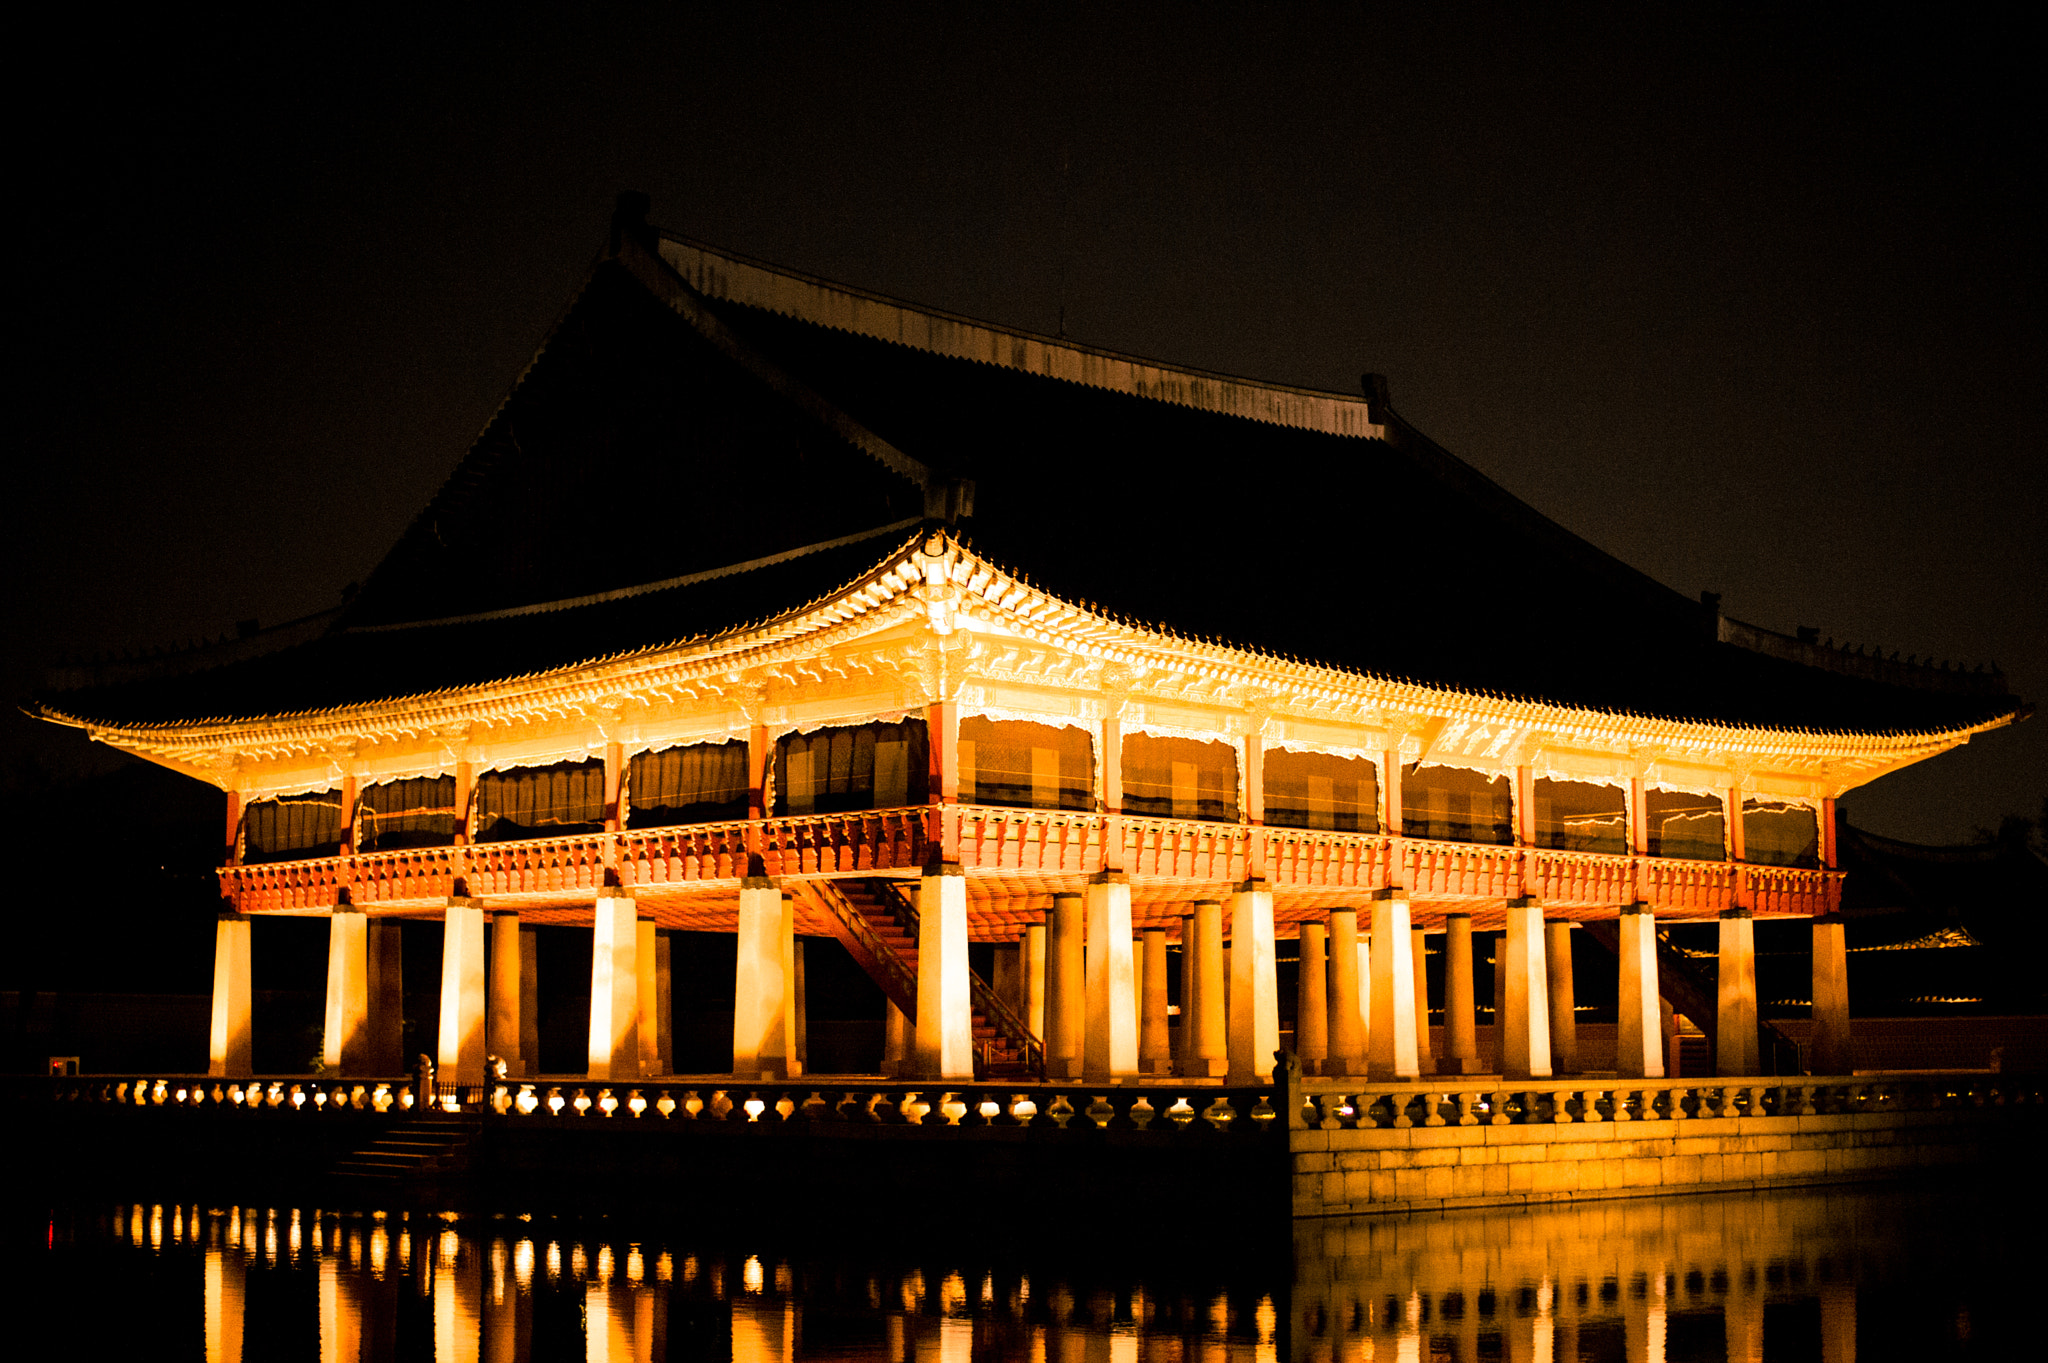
[218,806,1845,915]
[873,880,1044,1078]
[801,881,917,1017]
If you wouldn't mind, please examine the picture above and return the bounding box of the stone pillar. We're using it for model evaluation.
[1717,908,1760,1075]
[321,906,369,1075]
[367,918,403,1074]
[793,938,808,1072]
[489,911,523,1077]
[517,927,539,1077]
[1411,926,1435,1075]
[1139,928,1171,1074]
[731,878,788,1079]
[1545,918,1578,1074]
[1296,922,1328,1075]
[207,912,252,1078]
[1045,892,1085,1079]
[655,930,675,1075]
[1022,919,1048,1040]
[588,892,641,1081]
[1811,914,1852,1074]
[1176,911,1195,1073]
[1441,913,1481,1075]
[1325,909,1365,1076]
[1188,899,1228,1077]
[1228,880,1278,1084]
[915,861,974,1080]
[882,1002,911,1078]
[438,898,487,1088]
[1367,893,1418,1081]
[1084,872,1138,1080]
[1500,896,1553,1080]
[636,916,662,1077]
[1615,902,1666,1079]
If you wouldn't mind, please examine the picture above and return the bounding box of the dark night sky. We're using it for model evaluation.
[6,6,2041,844]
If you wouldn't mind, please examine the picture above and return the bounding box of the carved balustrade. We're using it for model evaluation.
[218,807,1842,915]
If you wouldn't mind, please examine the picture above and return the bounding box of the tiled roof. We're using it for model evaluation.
[35,227,2023,737]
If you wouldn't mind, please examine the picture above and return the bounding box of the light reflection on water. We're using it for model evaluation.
[28,1183,2041,1361]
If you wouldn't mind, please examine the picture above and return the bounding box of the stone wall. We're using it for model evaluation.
[1291,1106,2036,1218]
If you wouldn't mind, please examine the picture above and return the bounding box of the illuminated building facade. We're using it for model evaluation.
[37,198,2024,1089]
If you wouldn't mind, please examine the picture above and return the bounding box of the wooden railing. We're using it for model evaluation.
[218,806,1842,916]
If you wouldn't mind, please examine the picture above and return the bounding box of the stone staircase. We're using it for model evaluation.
[329,1115,481,1194]
[805,878,1043,1079]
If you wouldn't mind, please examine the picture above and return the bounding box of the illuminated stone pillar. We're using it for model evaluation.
[489,911,523,1077]
[882,1001,911,1078]
[1546,918,1578,1073]
[366,918,403,1074]
[438,897,487,1087]
[517,927,539,1076]
[1441,913,1481,1074]
[1716,908,1760,1076]
[1325,909,1365,1077]
[1367,892,1418,1081]
[1139,928,1171,1074]
[1085,872,1138,1080]
[1615,903,1666,1079]
[1500,896,1553,1080]
[915,861,974,1080]
[1411,926,1435,1075]
[322,905,369,1075]
[1811,914,1852,1074]
[1046,892,1085,1079]
[589,892,641,1081]
[793,937,808,1073]
[635,916,663,1076]
[207,912,252,1079]
[655,930,675,1075]
[1022,919,1048,1040]
[1296,921,1328,1074]
[1188,899,1228,1077]
[1228,879,1278,1084]
[1176,911,1195,1074]
[731,878,788,1079]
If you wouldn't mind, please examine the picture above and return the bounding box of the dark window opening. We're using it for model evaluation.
[1646,789,1726,861]
[628,741,750,827]
[358,775,458,852]
[1533,778,1627,854]
[1264,750,1380,833]
[1122,734,1238,822]
[1742,799,1819,868]
[243,790,343,863]
[1402,764,1512,845]
[775,719,930,816]
[475,759,607,842]
[959,716,1094,812]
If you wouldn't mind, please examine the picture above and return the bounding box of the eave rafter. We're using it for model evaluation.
[61,534,2010,797]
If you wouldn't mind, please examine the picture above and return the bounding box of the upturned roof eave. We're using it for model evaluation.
[40,532,2021,765]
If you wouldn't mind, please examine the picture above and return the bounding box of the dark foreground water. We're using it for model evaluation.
[17,1180,2045,1361]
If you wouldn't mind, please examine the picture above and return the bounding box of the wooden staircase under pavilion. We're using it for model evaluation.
[798,877,1044,1080]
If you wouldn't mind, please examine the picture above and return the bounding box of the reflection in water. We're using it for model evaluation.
[28,1183,2042,1360]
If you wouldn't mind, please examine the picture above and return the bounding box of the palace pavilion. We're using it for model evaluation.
[35,196,2026,1092]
